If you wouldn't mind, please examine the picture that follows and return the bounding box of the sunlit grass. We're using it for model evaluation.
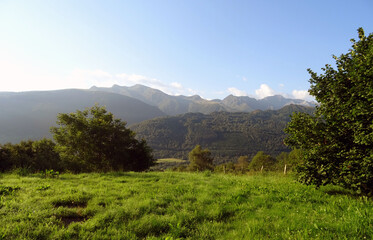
[156,158,187,163]
[0,172,372,239]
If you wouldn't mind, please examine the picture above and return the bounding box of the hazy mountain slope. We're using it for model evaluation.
[131,105,314,163]
[91,84,226,115]
[91,84,316,115]
[221,94,315,112]
[0,89,166,143]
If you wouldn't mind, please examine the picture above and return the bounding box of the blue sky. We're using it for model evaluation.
[0,0,372,100]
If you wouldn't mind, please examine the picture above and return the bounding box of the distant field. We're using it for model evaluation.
[156,158,187,163]
[0,172,372,239]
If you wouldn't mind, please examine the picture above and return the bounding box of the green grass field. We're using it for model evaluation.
[156,158,187,163]
[0,172,372,239]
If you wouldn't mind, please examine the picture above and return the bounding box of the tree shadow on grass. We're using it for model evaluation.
[320,185,362,198]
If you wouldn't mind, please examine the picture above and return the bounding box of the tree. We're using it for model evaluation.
[248,151,276,172]
[214,162,236,173]
[274,152,289,171]
[0,139,60,172]
[285,28,373,195]
[51,105,155,172]
[8,140,34,170]
[274,149,303,172]
[235,156,249,173]
[188,145,214,171]
[0,144,12,172]
[32,139,61,171]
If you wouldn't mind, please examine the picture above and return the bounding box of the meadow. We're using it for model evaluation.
[0,171,372,239]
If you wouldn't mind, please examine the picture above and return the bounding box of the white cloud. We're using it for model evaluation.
[116,73,168,90]
[292,90,311,100]
[66,69,115,88]
[0,57,66,91]
[255,84,275,99]
[171,82,183,89]
[115,73,196,96]
[228,87,248,96]
[0,56,198,97]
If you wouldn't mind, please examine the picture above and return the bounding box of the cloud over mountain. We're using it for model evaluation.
[255,84,276,99]
[228,87,248,96]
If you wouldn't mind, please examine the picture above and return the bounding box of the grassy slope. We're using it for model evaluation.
[0,172,372,239]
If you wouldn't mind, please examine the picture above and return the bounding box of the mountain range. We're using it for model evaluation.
[0,84,315,144]
[91,84,316,115]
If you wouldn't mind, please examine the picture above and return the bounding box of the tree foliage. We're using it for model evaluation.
[188,145,214,171]
[285,28,373,195]
[235,156,249,173]
[274,149,303,172]
[0,139,60,172]
[248,151,276,171]
[51,105,155,172]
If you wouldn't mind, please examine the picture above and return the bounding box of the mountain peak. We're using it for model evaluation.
[263,95,286,100]
[111,84,122,89]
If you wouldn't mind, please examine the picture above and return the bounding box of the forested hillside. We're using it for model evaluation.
[131,105,314,163]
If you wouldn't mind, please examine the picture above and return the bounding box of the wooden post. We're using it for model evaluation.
[260,165,263,173]
[223,165,226,174]
[284,164,287,175]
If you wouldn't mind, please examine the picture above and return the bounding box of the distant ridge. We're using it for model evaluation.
[91,84,316,115]
[0,89,166,143]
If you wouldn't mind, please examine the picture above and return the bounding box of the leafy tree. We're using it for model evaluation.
[0,144,12,172]
[8,140,34,170]
[0,139,61,172]
[32,139,61,171]
[214,162,236,173]
[235,156,249,173]
[287,149,304,168]
[285,28,373,195]
[274,152,289,171]
[188,145,214,171]
[51,105,155,172]
[274,149,303,172]
[248,151,276,172]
